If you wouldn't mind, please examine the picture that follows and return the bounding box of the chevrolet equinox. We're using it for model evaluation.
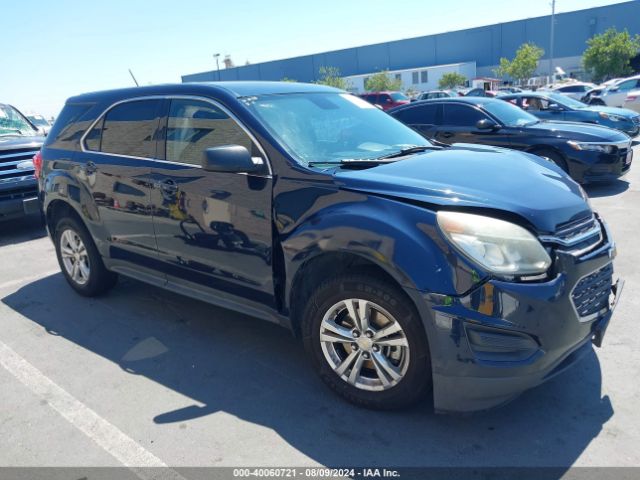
[38,82,622,412]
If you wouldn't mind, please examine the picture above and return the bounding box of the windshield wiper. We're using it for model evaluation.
[373,145,441,160]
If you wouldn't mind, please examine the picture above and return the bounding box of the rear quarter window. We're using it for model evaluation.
[45,103,95,150]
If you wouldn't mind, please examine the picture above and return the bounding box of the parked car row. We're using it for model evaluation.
[33,81,623,414]
[388,97,632,184]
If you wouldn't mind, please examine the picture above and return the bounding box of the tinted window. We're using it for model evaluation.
[166,99,256,165]
[442,104,486,126]
[420,71,428,83]
[100,100,161,158]
[47,103,93,150]
[378,95,390,104]
[412,72,419,84]
[393,105,437,125]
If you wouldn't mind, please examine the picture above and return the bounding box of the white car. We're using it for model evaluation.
[592,75,640,107]
[550,82,596,100]
[623,89,640,113]
[26,114,52,135]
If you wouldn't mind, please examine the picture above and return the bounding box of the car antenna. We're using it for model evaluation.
[128,68,140,87]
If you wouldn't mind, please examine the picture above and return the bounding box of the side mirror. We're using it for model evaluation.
[475,118,498,130]
[548,103,563,112]
[609,86,620,93]
[201,145,262,173]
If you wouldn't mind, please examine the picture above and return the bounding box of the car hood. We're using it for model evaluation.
[0,135,45,151]
[581,105,640,118]
[334,144,591,233]
[526,120,630,141]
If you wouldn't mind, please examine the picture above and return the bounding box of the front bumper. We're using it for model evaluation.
[569,148,632,183]
[416,232,621,413]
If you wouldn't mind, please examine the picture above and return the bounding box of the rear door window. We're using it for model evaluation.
[393,104,438,125]
[442,104,486,126]
[99,100,162,158]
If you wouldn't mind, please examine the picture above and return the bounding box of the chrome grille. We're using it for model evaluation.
[0,149,39,180]
[540,214,602,256]
[571,263,613,321]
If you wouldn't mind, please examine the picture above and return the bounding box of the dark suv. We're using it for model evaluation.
[0,103,45,221]
[39,82,621,412]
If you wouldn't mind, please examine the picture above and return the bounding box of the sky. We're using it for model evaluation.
[1,0,631,118]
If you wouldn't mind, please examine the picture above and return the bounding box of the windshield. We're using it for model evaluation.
[546,93,586,109]
[243,93,431,165]
[483,100,539,127]
[0,105,38,136]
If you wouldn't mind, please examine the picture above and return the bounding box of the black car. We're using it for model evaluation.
[39,82,621,412]
[0,103,44,221]
[389,97,632,183]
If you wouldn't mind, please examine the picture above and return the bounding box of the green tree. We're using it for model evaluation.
[281,77,297,82]
[583,28,640,83]
[494,43,544,83]
[364,70,402,91]
[315,66,350,89]
[438,72,467,89]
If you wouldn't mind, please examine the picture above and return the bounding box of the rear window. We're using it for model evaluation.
[98,100,162,158]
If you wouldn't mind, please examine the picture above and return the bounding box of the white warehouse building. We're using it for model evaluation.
[344,62,477,93]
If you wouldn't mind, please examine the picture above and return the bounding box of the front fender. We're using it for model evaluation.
[281,193,487,301]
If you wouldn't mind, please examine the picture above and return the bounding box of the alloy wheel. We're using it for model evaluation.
[319,298,410,391]
[59,229,91,286]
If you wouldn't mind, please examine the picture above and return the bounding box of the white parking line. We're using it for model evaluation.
[0,339,187,480]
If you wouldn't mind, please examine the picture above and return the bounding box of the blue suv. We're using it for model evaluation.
[38,82,622,412]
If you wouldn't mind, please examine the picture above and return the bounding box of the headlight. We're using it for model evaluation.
[437,211,551,277]
[567,141,614,154]
[598,112,625,122]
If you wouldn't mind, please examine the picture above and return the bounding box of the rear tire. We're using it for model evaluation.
[54,216,117,296]
[302,274,431,410]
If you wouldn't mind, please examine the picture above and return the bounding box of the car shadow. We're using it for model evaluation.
[2,274,613,472]
[584,180,630,198]
[0,215,47,247]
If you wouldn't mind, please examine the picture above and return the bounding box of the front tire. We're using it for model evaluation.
[302,274,431,410]
[54,216,118,296]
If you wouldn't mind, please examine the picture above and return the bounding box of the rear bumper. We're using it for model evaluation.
[413,231,621,413]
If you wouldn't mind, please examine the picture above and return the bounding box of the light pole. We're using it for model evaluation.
[549,0,556,82]
[213,53,221,81]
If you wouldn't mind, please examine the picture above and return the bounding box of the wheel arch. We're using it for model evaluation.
[288,251,417,339]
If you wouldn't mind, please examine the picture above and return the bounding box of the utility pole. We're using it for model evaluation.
[213,53,221,81]
[549,0,556,81]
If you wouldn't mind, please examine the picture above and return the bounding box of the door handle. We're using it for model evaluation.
[441,131,454,138]
[155,178,178,193]
[84,161,97,174]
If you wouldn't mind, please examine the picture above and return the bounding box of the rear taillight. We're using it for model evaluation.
[627,96,637,102]
[33,150,43,180]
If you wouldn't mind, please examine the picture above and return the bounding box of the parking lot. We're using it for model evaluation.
[1,147,639,472]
